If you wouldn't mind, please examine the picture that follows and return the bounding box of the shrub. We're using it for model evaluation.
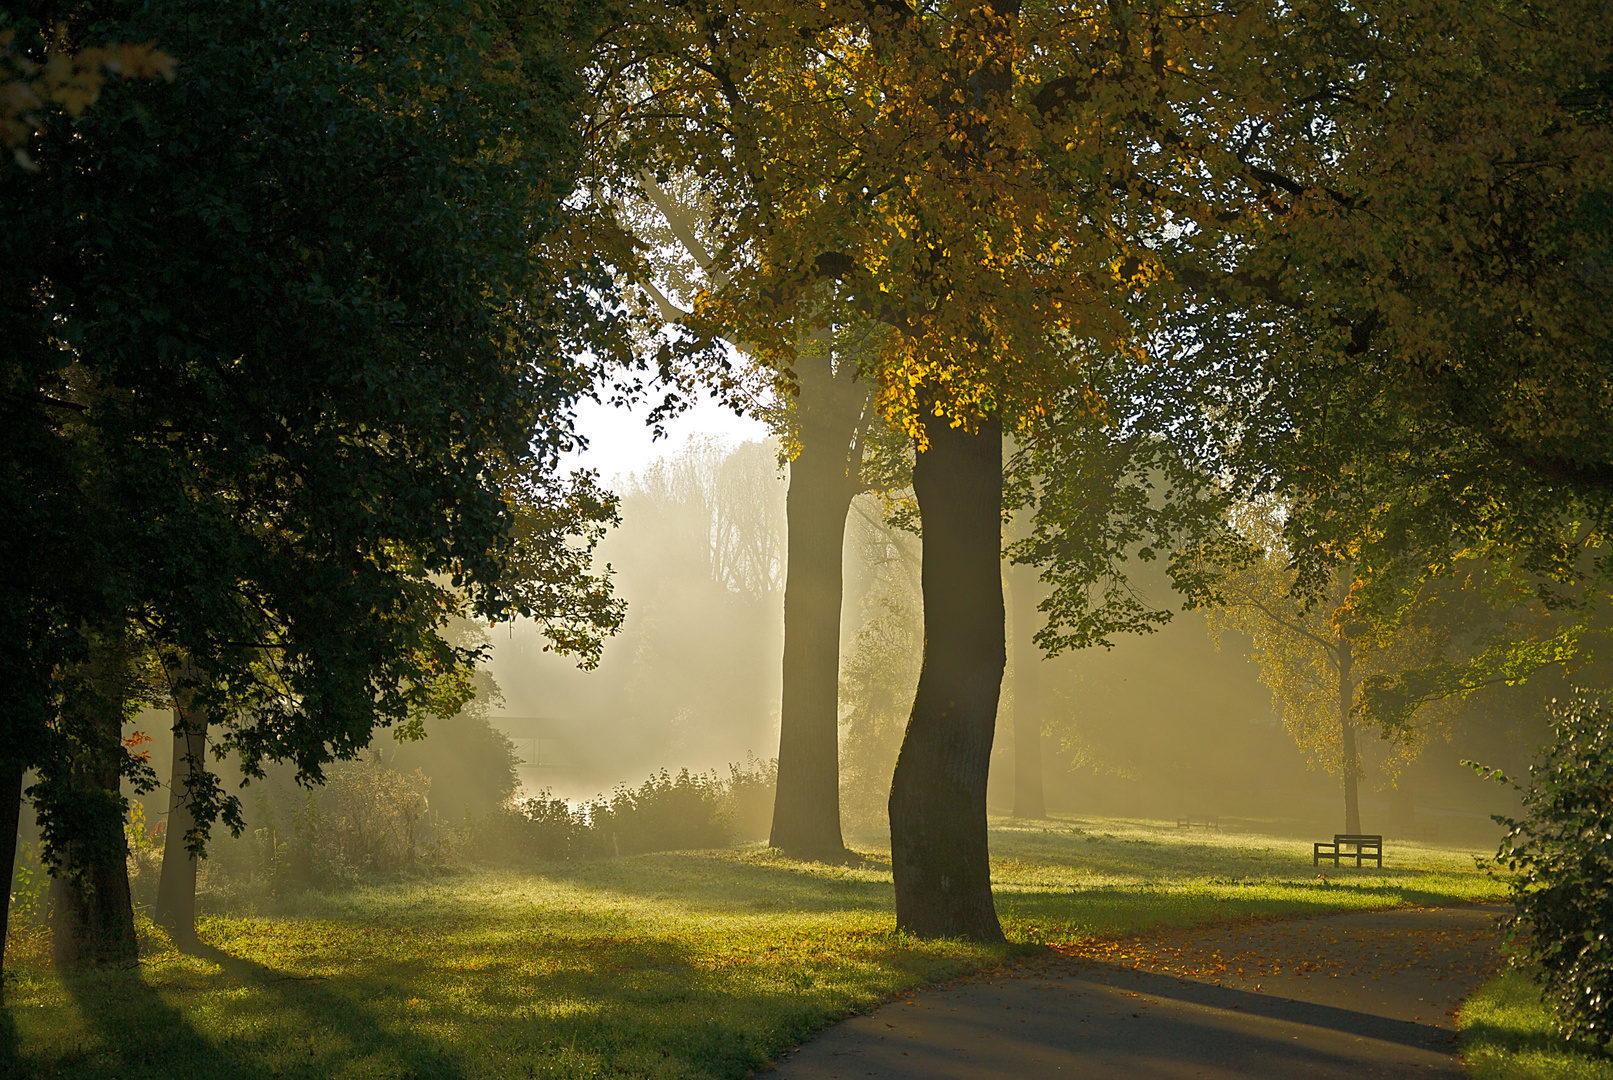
[196,754,775,900]
[457,761,774,862]
[8,841,50,930]
[460,791,589,863]
[241,752,431,890]
[591,768,733,855]
[125,798,164,910]
[1489,693,1613,1045]
[321,754,432,874]
[726,755,777,842]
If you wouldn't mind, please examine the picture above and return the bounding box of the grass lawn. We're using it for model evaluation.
[1461,968,1613,1079]
[1,814,1505,1080]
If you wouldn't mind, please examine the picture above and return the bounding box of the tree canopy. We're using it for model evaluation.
[1,0,626,891]
[1170,0,1613,621]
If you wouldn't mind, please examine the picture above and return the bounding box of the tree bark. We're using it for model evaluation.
[1008,563,1047,819]
[771,353,870,859]
[155,677,207,949]
[0,758,24,975]
[48,640,140,970]
[1338,639,1361,835]
[771,440,858,857]
[889,412,1006,942]
[48,734,137,969]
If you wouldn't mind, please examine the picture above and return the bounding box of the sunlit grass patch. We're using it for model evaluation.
[3,860,990,1080]
[1461,967,1613,1079]
[0,816,1508,1079]
[987,812,1506,942]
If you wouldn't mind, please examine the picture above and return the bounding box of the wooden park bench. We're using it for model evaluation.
[1314,834,1383,868]
[1177,814,1219,829]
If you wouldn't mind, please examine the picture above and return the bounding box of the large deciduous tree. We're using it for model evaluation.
[593,0,1269,937]
[2,0,624,965]
[1167,0,1613,689]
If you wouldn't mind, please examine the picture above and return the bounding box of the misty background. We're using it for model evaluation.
[101,410,1541,854]
[471,424,1536,849]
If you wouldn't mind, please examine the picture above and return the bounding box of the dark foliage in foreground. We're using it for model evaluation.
[1486,694,1613,1045]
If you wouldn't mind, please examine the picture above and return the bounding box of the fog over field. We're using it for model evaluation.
[483,426,1533,849]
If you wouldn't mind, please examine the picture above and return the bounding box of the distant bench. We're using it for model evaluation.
[1177,814,1219,829]
[1314,834,1383,868]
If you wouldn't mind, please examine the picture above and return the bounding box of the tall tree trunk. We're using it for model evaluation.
[1008,563,1047,819]
[771,353,870,859]
[48,739,137,969]
[0,758,24,975]
[1338,639,1361,835]
[47,639,140,970]
[889,413,1006,942]
[155,671,207,949]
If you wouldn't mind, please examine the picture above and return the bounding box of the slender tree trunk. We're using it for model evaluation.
[1008,563,1047,819]
[889,413,1006,942]
[155,677,207,949]
[771,352,870,859]
[1338,640,1361,835]
[0,758,24,975]
[771,437,858,857]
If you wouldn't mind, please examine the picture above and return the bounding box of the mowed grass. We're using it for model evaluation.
[1461,968,1613,1080]
[0,814,1506,1080]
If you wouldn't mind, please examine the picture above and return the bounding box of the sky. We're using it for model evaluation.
[560,390,773,486]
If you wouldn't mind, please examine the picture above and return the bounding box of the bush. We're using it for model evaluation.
[191,754,776,903]
[454,760,777,863]
[591,768,733,855]
[726,755,777,842]
[242,752,431,890]
[125,798,164,911]
[1490,693,1613,1045]
[9,841,50,930]
[458,791,589,863]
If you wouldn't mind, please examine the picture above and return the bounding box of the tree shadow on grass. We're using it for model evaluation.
[998,881,1498,939]
[0,961,285,1080]
[187,940,471,1079]
[0,1002,19,1080]
[181,930,842,1080]
[0,938,478,1080]
[539,849,899,915]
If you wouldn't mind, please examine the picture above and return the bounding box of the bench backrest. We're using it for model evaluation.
[1334,834,1383,845]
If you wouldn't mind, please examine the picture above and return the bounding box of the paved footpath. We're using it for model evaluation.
[771,905,1504,1079]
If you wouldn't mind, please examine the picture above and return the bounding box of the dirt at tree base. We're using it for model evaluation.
[769,904,1504,1079]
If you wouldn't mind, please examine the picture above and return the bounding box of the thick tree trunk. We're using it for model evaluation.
[49,734,137,968]
[1338,640,1361,835]
[1008,563,1046,819]
[0,758,24,974]
[48,641,140,970]
[771,352,869,859]
[889,413,1006,942]
[155,685,207,948]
